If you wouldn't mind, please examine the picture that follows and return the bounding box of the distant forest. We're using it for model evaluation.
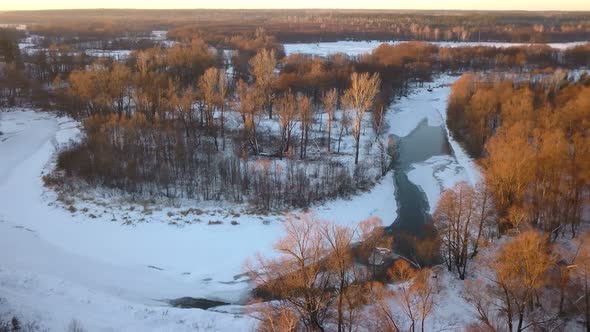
[1,9,590,44]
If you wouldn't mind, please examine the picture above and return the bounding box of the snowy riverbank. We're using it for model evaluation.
[0,70,483,330]
[0,107,397,330]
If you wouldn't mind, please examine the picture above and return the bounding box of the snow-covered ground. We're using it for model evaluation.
[284,40,589,57]
[0,76,482,331]
[0,74,482,330]
[0,44,488,331]
[0,108,397,330]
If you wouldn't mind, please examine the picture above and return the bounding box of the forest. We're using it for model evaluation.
[2,25,590,212]
[0,13,590,331]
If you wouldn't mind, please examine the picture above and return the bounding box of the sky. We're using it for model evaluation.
[1,0,589,11]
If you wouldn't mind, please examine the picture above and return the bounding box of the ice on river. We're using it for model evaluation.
[390,75,482,213]
[407,155,470,214]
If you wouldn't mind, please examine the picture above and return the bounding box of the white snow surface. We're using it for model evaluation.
[0,109,397,330]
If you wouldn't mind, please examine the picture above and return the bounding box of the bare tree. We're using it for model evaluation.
[252,304,299,332]
[249,49,276,119]
[276,91,298,158]
[199,67,221,150]
[298,94,313,159]
[465,231,555,332]
[337,108,349,154]
[433,181,495,280]
[320,222,357,332]
[322,88,338,153]
[370,282,402,332]
[388,260,438,332]
[237,80,264,155]
[217,69,229,151]
[566,232,590,331]
[167,83,195,138]
[372,105,391,176]
[342,72,381,165]
[247,214,333,331]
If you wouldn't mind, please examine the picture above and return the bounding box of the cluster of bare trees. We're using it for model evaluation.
[433,181,495,280]
[462,231,555,331]
[0,33,55,108]
[449,227,590,332]
[249,211,590,332]
[50,41,389,210]
[248,214,440,332]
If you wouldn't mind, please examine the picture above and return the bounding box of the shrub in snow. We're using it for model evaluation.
[67,319,86,332]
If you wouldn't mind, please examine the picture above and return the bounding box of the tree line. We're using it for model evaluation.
[3,9,589,44]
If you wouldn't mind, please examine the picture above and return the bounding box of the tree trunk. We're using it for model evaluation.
[354,131,360,165]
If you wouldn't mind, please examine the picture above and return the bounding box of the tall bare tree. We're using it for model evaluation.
[248,214,333,331]
[237,80,264,155]
[249,49,276,119]
[342,72,381,165]
[321,88,338,153]
[198,67,221,150]
[276,91,297,158]
[298,94,313,159]
[216,69,228,150]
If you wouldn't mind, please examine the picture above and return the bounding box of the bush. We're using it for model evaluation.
[67,319,86,332]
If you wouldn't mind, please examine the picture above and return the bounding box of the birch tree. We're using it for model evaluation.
[342,72,381,165]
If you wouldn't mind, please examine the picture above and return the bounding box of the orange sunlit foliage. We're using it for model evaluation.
[448,72,590,239]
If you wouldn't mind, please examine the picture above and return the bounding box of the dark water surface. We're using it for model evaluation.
[388,119,451,237]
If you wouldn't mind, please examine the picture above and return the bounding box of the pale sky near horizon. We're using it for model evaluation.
[1,0,589,11]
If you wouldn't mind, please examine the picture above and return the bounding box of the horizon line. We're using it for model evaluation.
[2,8,590,12]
